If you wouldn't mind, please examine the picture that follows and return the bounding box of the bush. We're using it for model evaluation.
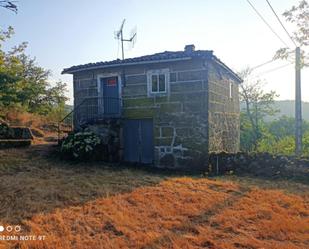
[0,119,13,139]
[60,130,101,160]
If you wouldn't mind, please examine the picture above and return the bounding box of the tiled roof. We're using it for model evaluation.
[62,50,213,74]
[62,48,242,83]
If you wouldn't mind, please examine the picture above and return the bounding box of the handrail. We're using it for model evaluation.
[57,97,122,142]
[59,98,88,124]
[57,98,88,142]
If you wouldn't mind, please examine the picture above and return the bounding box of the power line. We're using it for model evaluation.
[250,62,293,78]
[251,58,277,70]
[265,0,297,47]
[245,0,290,48]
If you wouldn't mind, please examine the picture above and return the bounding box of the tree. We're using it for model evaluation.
[275,0,309,66]
[0,26,69,120]
[0,27,19,107]
[239,69,278,151]
[37,81,68,115]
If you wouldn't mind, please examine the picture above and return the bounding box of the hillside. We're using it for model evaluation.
[241,100,309,121]
[273,100,309,121]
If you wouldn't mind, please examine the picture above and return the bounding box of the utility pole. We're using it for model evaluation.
[295,47,302,156]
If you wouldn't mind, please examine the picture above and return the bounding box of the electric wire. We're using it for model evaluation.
[251,58,277,70]
[250,62,293,79]
[265,0,298,47]
[245,0,290,48]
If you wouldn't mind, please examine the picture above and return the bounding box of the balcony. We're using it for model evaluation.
[74,97,122,126]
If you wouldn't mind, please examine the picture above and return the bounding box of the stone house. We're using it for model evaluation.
[62,44,242,170]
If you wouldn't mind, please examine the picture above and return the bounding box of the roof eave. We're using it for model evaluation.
[62,56,195,75]
[212,56,243,83]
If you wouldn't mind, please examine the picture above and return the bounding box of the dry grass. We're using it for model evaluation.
[2,109,47,128]
[8,178,309,249]
[215,175,309,195]
[0,145,167,225]
[1,109,61,142]
[0,145,308,249]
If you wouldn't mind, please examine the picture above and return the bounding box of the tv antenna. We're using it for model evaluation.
[114,19,137,60]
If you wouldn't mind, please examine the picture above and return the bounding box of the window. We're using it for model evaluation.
[151,73,166,93]
[147,69,169,95]
[229,81,233,99]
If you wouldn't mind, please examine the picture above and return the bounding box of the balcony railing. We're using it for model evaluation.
[75,97,122,126]
[58,97,122,140]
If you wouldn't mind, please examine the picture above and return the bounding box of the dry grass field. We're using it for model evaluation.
[0,144,308,249]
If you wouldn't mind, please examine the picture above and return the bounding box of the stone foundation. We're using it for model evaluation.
[85,119,122,162]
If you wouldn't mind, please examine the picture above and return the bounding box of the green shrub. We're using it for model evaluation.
[60,130,101,160]
[0,119,13,139]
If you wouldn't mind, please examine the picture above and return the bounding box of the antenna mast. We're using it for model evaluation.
[115,19,137,60]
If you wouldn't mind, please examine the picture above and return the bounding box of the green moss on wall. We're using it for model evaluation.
[155,137,172,146]
[161,127,174,137]
[123,108,156,119]
[154,127,160,137]
[154,96,168,103]
[159,103,182,113]
[123,97,154,108]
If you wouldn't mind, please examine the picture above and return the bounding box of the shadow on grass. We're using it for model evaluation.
[0,143,175,225]
[47,143,200,178]
[49,144,309,187]
[0,143,307,225]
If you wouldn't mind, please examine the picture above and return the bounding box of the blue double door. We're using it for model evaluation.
[100,76,120,116]
[123,119,154,164]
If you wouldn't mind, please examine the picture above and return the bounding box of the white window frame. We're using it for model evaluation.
[147,69,170,96]
[229,80,233,100]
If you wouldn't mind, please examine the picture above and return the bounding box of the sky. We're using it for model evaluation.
[1,0,308,104]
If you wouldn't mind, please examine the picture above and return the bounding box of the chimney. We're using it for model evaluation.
[184,44,195,53]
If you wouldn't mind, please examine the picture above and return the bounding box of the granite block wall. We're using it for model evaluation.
[72,57,240,169]
[207,61,240,153]
[122,59,209,169]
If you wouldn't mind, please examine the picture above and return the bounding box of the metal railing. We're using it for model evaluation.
[58,97,122,141]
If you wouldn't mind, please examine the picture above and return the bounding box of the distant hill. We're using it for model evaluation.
[272,100,309,121]
[241,100,309,121]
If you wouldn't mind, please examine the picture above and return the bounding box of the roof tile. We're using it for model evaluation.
[62,50,213,74]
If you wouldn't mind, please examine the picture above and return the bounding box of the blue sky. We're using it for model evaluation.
[1,0,308,104]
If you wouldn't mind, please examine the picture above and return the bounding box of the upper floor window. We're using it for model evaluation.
[147,69,169,95]
[229,80,233,99]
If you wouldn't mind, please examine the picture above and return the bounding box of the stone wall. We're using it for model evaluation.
[72,58,241,169]
[122,59,209,170]
[207,61,240,153]
[208,152,309,181]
